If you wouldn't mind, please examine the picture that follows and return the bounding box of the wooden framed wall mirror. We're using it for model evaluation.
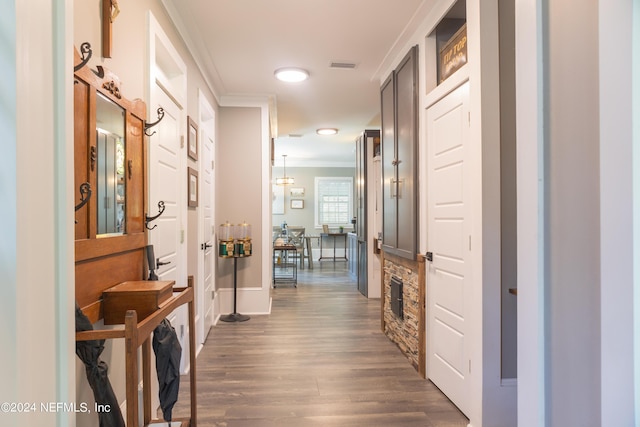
[96,93,126,236]
[73,44,148,322]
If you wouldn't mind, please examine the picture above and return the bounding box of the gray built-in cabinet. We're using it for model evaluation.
[381,46,419,259]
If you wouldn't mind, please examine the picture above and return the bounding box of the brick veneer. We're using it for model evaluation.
[381,251,426,377]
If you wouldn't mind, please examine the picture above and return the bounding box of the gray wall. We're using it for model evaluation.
[272,166,356,235]
[546,0,601,424]
[217,107,263,288]
[498,0,517,380]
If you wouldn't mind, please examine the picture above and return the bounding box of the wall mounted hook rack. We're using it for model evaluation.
[73,42,105,78]
[144,107,165,136]
[74,182,92,212]
[74,42,92,73]
[145,201,165,230]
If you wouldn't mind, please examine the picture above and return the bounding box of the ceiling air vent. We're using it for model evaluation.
[329,61,357,69]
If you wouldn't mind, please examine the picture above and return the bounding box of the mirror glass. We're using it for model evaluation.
[96,93,126,236]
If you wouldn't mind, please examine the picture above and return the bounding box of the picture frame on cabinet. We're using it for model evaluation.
[187,116,198,160]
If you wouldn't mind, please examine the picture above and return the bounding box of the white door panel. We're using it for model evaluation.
[427,81,470,416]
[149,84,187,371]
[433,269,465,318]
[433,318,465,372]
[200,125,215,342]
[433,163,464,203]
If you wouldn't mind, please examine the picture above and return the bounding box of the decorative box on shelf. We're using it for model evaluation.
[102,280,174,325]
[439,23,467,83]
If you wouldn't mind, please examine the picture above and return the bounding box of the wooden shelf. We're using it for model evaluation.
[76,282,198,427]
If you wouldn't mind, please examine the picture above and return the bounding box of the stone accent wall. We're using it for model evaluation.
[382,252,425,374]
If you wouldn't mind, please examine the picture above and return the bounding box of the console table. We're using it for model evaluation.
[318,232,348,262]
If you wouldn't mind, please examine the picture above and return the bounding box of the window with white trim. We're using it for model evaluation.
[314,177,353,227]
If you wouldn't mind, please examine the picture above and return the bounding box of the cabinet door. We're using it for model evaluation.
[381,74,397,250]
[395,46,418,258]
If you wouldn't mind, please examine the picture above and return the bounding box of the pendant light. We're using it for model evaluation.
[275,154,295,185]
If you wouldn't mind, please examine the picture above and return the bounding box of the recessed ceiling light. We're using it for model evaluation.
[274,67,309,83]
[317,128,338,135]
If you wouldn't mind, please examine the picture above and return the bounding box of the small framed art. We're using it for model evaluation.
[188,167,198,207]
[290,187,305,197]
[290,199,304,209]
[187,116,198,160]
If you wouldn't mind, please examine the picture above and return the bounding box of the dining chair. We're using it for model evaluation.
[287,227,306,268]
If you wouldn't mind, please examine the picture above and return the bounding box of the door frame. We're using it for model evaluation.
[198,89,217,341]
[147,11,189,379]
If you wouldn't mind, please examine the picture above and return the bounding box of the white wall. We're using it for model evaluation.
[517,0,638,425]
[0,1,75,426]
[599,0,635,425]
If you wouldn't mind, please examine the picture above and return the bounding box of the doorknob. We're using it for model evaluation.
[201,242,213,250]
[156,258,171,267]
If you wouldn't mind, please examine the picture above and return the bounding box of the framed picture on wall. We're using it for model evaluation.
[290,187,305,197]
[290,199,304,209]
[187,116,198,160]
[188,167,198,207]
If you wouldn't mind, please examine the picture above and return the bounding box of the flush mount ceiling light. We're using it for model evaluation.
[316,128,338,135]
[274,67,309,83]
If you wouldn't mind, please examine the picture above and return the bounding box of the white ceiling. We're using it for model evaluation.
[163,0,427,167]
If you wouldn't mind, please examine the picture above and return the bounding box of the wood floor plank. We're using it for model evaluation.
[172,264,468,426]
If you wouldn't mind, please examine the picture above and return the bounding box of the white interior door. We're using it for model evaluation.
[426,82,470,416]
[149,87,182,282]
[149,85,188,372]
[200,122,215,342]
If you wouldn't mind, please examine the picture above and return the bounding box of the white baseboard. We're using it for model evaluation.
[217,285,272,314]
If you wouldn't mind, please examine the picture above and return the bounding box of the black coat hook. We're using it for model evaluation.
[145,201,165,230]
[74,42,92,72]
[74,42,105,78]
[75,182,92,212]
[144,107,165,137]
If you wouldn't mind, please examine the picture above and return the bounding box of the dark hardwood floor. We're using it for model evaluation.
[174,261,469,426]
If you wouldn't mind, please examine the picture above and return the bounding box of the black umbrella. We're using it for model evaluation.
[152,318,182,422]
[75,303,125,427]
